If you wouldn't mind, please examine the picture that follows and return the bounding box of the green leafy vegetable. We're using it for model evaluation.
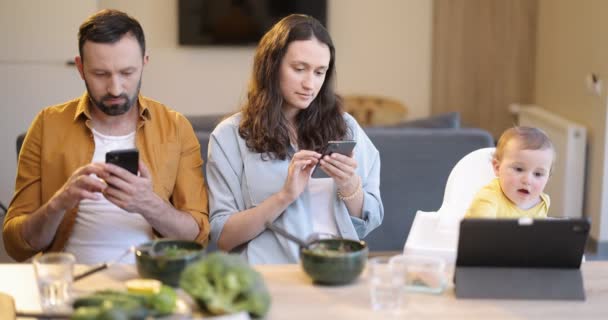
[179,252,271,318]
[159,245,197,259]
[70,286,176,320]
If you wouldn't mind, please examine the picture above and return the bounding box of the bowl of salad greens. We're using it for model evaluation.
[135,239,204,286]
[300,239,368,285]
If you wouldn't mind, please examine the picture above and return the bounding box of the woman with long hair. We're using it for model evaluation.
[207,14,383,263]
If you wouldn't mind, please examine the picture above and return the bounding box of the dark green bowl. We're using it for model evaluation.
[300,239,368,285]
[135,239,205,287]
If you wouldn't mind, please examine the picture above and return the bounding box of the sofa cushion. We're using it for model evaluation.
[386,112,460,129]
[191,110,492,253]
[186,114,228,133]
[186,112,460,132]
[194,130,219,252]
[196,131,211,168]
[361,127,494,252]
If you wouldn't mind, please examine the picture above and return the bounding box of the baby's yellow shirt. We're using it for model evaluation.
[465,178,550,219]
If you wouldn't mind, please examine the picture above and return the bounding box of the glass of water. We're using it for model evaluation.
[33,252,75,312]
[368,256,406,312]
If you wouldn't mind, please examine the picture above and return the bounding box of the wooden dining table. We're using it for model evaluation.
[1,261,607,319]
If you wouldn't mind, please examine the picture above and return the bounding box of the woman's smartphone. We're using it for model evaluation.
[105,148,139,175]
[311,140,357,178]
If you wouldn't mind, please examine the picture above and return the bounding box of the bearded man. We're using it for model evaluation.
[3,9,209,263]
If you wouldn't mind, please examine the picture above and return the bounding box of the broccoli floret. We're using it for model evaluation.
[148,285,177,315]
[179,252,271,318]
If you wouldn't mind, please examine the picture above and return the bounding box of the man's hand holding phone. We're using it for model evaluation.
[103,148,158,214]
[105,148,139,175]
[48,163,108,212]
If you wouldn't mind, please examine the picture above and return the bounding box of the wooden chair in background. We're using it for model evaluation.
[342,95,408,127]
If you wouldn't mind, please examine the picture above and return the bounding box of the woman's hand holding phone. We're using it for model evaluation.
[282,150,321,202]
[281,141,359,202]
[312,140,357,179]
[321,151,359,191]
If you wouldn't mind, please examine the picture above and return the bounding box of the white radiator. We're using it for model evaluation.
[516,105,586,218]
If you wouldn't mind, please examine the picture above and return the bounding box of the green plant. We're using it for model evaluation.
[179,252,271,318]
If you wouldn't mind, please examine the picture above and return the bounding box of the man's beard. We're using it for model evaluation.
[85,78,142,116]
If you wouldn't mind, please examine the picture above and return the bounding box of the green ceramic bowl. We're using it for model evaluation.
[135,239,205,287]
[300,239,368,285]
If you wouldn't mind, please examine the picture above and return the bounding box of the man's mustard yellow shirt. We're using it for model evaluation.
[3,93,209,261]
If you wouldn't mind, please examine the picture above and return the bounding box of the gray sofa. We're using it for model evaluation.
[5,113,491,261]
[187,113,494,253]
[362,127,493,251]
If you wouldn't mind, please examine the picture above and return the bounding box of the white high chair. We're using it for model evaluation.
[403,147,496,264]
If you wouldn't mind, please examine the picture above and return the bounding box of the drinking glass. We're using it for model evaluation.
[33,252,75,311]
[368,256,406,312]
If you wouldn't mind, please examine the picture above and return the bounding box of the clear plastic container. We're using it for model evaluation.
[389,254,447,294]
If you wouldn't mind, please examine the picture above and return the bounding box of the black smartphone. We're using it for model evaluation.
[105,148,139,175]
[311,140,357,178]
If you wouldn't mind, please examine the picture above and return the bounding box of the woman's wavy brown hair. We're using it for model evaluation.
[239,14,348,160]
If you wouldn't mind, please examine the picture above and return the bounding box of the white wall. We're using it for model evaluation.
[0,0,432,207]
[535,0,608,241]
[99,0,433,117]
[330,0,432,120]
[0,0,99,261]
[98,0,254,115]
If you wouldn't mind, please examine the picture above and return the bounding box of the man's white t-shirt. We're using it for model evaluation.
[64,129,153,264]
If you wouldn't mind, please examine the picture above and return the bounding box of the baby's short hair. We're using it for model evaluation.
[494,126,554,162]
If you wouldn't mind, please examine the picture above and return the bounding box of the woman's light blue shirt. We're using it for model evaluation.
[206,112,383,264]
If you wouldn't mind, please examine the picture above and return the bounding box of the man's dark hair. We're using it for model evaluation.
[78,9,146,60]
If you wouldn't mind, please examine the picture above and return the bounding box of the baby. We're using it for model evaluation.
[465,126,555,219]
